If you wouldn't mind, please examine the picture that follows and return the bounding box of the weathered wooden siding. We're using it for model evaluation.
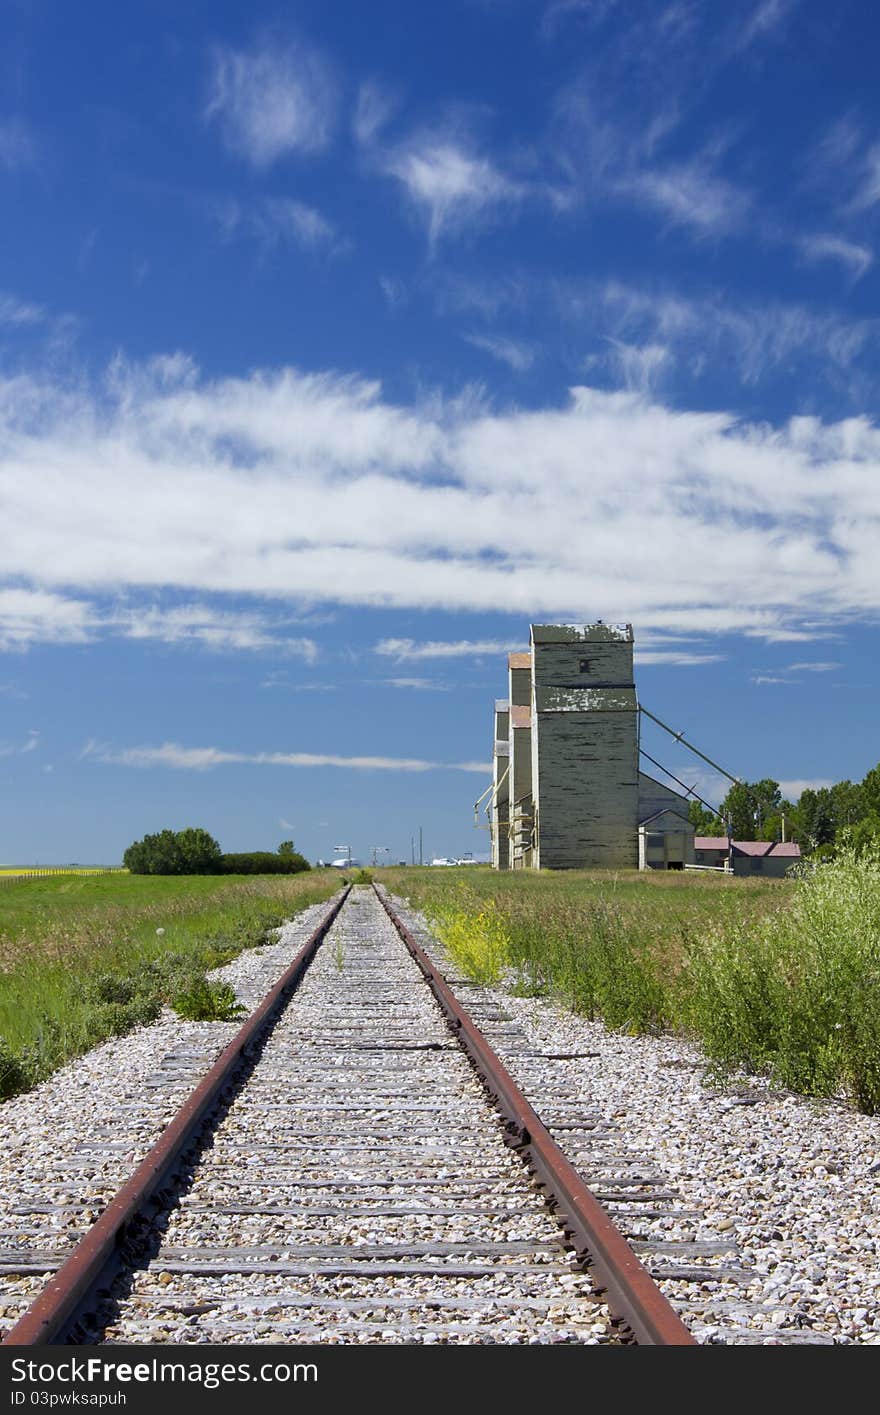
[508,653,532,708]
[491,715,510,870]
[531,624,638,871]
[533,709,638,869]
[638,771,690,824]
[509,706,533,868]
[638,808,695,870]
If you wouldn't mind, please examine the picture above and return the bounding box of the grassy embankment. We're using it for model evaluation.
[0,870,341,1099]
[383,850,880,1114]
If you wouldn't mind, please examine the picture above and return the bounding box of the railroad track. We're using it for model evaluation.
[2,884,695,1346]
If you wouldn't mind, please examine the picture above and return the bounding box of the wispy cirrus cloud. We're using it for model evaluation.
[382,677,451,691]
[381,135,528,248]
[602,339,670,395]
[0,730,39,758]
[463,332,537,372]
[805,116,880,217]
[353,80,398,147]
[635,651,725,667]
[591,278,874,386]
[0,292,46,327]
[620,160,749,236]
[0,588,318,658]
[112,604,318,658]
[215,197,347,257]
[798,233,873,281]
[205,35,337,167]
[82,740,488,773]
[731,0,800,54]
[375,639,523,661]
[785,661,842,673]
[0,117,37,171]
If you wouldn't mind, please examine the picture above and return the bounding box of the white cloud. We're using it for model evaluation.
[375,639,524,661]
[799,234,873,281]
[0,292,45,327]
[853,142,880,213]
[605,340,670,394]
[0,729,40,757]
[82,740,489,773]
[0,118,36,171]
[353,81,398,147]
[463,333,536,372]
[777,778,835,798]
[0,589,318,658]
[634,651,724,667]
[377,130,544,248]
[205,37,337,167]
[732,0,799,52]
[595,279,872,385]
[785,661,841,673]
[217,198,345,256]
[751,674,798,685]
[3,356,880,646]
[111,604,318,659]
[620,162,748,235]
[383,677,451,691]
[0,588,95,652]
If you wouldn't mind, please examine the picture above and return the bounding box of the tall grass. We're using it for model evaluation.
[385,853,880,1113]
[0,871,339,1099]
[681,845,880,1111]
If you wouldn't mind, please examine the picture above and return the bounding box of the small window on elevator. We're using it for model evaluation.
[578,658,593,673]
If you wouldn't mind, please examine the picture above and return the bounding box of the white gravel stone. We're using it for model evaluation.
[386,888,880,1345]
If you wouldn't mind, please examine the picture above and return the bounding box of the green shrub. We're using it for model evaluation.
[221,852,310,875]
[170,978,246,1022]
[124,827,223,875]
[0,1039,28,1100]
[681,845,880,1111]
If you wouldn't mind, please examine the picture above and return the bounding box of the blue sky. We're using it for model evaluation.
[2,0,879,864]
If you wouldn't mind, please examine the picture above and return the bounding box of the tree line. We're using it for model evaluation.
[686,762,880,855]
[123,829,310,875]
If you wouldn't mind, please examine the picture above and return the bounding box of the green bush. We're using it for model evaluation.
[170,978,246,1022]
[124,828,223,875]
[681,845,880,1111]
[0,1038,28,1100]
[220,852,310,875]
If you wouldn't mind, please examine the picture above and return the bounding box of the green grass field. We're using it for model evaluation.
[0,870,341,1100]
[5,856,880,1114]
[383,854,880,1114]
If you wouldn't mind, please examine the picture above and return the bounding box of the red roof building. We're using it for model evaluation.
[693,837,801,876]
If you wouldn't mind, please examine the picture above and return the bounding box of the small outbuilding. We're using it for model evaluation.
[638,809,695,870]
[693,837,801,877]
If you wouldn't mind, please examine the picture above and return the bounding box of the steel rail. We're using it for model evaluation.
[2,884,352,1347]
[374,884,696,1346]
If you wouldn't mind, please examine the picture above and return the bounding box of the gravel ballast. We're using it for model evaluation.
[3,883,879,1344]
